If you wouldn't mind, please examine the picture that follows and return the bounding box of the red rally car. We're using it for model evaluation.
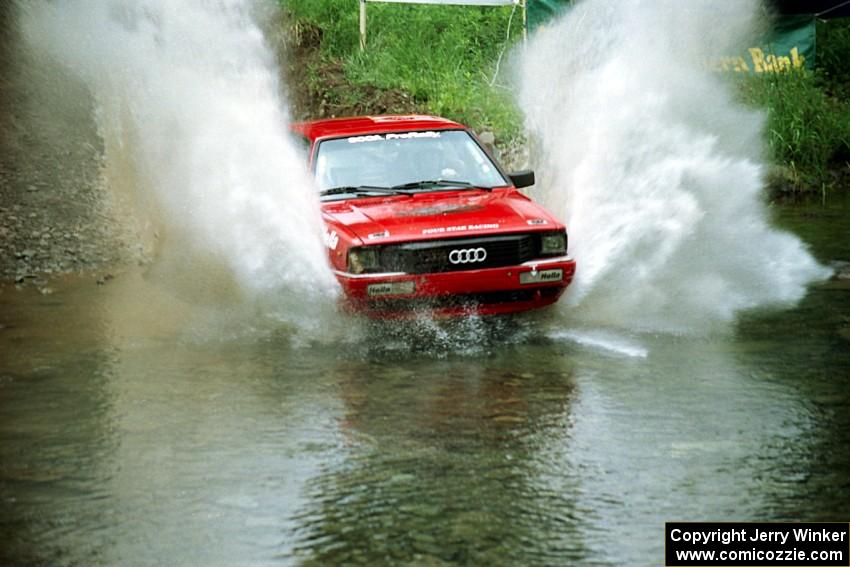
[291,115,576,317]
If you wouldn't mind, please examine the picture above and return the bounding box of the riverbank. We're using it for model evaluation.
[0,101,133,290]
[0,5,135,289]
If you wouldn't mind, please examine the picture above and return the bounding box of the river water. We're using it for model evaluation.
[1,194,848,566]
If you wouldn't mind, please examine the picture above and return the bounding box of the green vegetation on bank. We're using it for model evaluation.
[737,19,850,192]
[738,70,850,190]
[282,0,523,140]
[282,1,850,193]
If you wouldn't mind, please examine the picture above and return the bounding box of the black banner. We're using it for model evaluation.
[666,522,850,566]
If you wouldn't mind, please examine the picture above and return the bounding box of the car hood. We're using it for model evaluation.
[321,189,561,244]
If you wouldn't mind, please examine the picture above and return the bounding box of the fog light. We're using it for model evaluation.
[367,281,415,297]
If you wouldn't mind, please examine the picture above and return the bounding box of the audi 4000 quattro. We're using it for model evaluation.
[291,115,576,317]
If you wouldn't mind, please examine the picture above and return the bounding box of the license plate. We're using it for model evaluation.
[367,281,415,297]
[520,268,563,284]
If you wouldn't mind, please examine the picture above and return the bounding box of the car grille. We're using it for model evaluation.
[379,234,538,275]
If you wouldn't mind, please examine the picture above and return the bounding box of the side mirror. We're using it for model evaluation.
[509,170,535,189]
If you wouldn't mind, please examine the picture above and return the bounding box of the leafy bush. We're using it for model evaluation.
[816,18,850,99]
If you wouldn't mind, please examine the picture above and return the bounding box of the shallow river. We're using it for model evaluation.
[1,195,849,567]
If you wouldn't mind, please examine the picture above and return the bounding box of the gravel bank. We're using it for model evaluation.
[0,7,133,290]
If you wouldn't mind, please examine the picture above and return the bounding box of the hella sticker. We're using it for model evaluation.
[520,269,563,284]
[324,229,339,250]
[367,281,415,297]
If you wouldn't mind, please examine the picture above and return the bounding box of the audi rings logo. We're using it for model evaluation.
[448,247,487,264]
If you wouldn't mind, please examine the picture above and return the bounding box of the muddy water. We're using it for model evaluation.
[1,197,849,566]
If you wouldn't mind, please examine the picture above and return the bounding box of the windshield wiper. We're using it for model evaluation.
[319,185,413,197]
[390,179,490,191]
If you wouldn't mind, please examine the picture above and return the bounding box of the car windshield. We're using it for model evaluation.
[314,130,508,193]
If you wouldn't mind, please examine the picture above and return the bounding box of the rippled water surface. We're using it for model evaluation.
[1,197,849,566]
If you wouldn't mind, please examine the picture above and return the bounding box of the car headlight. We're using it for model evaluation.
[348,247,381,274]
[540,231,567,256]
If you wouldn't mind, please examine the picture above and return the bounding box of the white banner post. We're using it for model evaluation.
[359,0,367,51]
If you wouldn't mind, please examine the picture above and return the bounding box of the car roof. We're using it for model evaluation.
[290,115,466,141]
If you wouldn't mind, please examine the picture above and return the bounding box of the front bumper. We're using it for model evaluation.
[333,255,576,317]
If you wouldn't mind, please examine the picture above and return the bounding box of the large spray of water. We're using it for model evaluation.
[14,0,830,341]
[19,0,337,311]
[519,0,830,333]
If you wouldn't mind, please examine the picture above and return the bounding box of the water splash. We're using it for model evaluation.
[19,0,337,313]
[548,329,648,359]
[518,0,830,333]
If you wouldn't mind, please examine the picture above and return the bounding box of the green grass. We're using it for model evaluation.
[282,0,524,140]
[738,69,850,189]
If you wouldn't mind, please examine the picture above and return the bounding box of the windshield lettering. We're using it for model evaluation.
[347,131,441,144]
[386,131,440,140]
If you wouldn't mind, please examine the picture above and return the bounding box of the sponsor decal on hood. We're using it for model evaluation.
[422,223,500,235]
